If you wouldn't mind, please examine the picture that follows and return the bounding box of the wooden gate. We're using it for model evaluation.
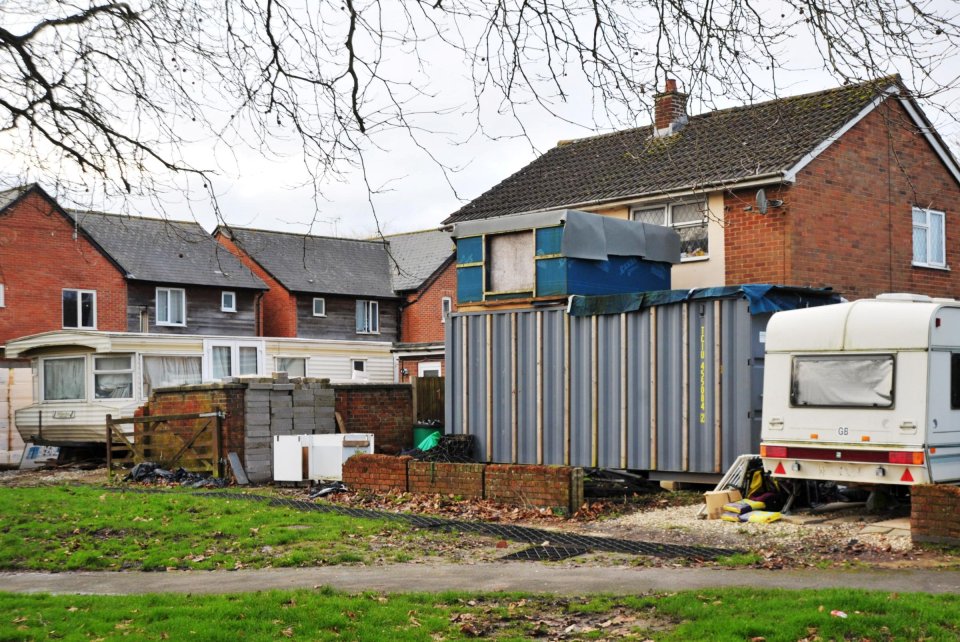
[413,376,445,423]
[105,410,223,478]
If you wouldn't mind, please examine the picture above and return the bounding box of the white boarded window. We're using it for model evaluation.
[486,231,534,293]
[913,207,946,268]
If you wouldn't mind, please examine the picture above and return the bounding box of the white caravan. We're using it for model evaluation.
[760,294,960,486]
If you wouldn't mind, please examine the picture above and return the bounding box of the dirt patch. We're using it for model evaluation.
[0,466,110,487]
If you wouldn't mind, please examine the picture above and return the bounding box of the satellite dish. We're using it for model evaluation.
[755,189,783,215]
[756,189,769,215]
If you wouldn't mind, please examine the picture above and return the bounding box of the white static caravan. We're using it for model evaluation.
[760,294,960,486]
[5,330,394,445]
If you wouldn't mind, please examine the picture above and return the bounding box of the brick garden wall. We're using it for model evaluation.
[342,454,584,514]
[334,384,413,455]
[408,461,484,497]
[341,454,410,493]
[911,484,960,546]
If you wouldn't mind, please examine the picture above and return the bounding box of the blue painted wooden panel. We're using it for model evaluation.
[535,226,563,256]
[536,257,567,297]
[457,266,484,303]
[457,237,483,264]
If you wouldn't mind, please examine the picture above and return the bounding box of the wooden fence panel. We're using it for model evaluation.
[414,376,445,423]
[106,410,223,478]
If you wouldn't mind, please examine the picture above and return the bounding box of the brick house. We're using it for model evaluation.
[215,227,401,380]
[382,229,456,382]
[442,77,960,301]
[0,185,128,349]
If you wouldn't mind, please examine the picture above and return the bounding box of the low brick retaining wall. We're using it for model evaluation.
[343,454,584,515]
[333,384,413,455]
[912,484,960,545]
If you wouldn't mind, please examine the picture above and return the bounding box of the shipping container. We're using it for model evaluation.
[445,285,839,480]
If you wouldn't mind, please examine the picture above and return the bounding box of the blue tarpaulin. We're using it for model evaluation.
[567,284,841,317]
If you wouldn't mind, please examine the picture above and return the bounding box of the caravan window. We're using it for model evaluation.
[94,355,133,399]
[791,355,894,408]
[142,356,202,397]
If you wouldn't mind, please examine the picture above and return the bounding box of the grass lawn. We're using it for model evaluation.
[0,486,464,571]
[0,587,958,641]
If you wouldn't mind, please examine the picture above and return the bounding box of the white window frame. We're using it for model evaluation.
[202,339,264,380]
[62,288,97,329]
[312,297,326,317]
[351,358,368,381]
[221,291,236,313]
[275,356,308,377]
[156,287,187,326]
[355,300,380,334]
[93,354,135,400]
[40,355,87,402]
[631,201,708,262]
[441,296,452,323]
[418,361,442,377]
[0,284,5,307]
[912,206,947,269]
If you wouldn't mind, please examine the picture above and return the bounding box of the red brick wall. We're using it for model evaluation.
[343,454,410,493]
[216,232,297,337]
[400,260,456,344]
[138,384,247,473]
[341,454,584,514]
[0,190,127,345]
[486,464,584,514]
[334,384,413,455]
[408,461,484,496]
[725,99,960,300]
[911,484,960,545]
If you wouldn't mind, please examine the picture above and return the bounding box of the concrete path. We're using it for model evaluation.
[3,564,960,596]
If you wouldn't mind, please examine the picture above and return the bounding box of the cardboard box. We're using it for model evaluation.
[704,489,743,519]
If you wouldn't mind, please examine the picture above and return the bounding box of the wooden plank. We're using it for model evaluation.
[227,452,249,485]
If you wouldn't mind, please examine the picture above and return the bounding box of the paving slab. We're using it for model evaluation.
[3,565,960,596]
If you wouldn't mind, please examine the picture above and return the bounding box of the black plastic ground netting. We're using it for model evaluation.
[500,546,589,562]
[112,488,740,561]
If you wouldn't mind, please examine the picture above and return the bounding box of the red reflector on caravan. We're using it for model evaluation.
[901,469,915,483]
[889,451,924,466]
[774,462,786,475]
[762,445,788,458]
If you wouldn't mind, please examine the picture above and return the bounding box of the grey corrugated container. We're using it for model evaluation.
[445,287,836,478]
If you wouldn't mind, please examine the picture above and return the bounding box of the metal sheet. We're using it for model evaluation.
[447,293,776,474]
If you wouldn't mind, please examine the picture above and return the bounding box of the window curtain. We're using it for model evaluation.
[238,347,258,375]
[142,356,201,397]
[356,300,367,332]
[170,290,184,324]
[43,358,85,400]
[211,346,232,379]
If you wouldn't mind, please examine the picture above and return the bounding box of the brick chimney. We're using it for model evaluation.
[654,78,688,131]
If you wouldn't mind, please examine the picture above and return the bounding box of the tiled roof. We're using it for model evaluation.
[221,227,398,298]
[382,229,455,291]
[443,78,901,224]
[69,211,267,289]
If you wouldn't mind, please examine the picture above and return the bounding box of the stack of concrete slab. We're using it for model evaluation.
[241,374,336,482]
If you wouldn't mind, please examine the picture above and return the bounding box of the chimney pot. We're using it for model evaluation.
[664,78,677,93]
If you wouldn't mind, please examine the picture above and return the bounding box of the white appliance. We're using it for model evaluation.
[273,433,374,482]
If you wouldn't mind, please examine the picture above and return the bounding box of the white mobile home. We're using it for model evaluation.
[5,330,394,444]
[761,294,960,486]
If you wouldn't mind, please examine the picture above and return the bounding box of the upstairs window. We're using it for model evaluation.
[356,300,379,334]
[62,289,96,329]
[313,297,326,317]
[0,284,5,307]
[221,291,236,312]
[441,296,452,322]
[156,287,186,326]
[632,202,708,260]
[913,206,946,268]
